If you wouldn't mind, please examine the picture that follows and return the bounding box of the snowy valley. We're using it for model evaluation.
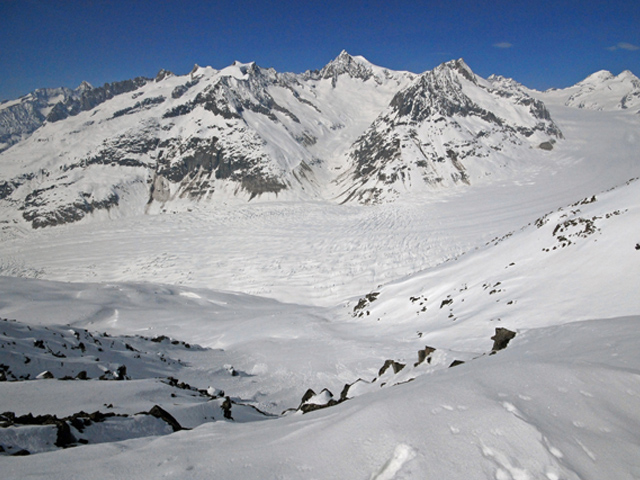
[1,52,639,479]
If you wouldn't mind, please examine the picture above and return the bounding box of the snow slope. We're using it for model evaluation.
[3,312,640,479]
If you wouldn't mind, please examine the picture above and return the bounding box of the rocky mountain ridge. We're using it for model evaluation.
[334,59,563,203]
[0,53,637,229]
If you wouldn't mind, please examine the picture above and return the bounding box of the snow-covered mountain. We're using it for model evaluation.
[0,86,76,153]
[334,59,562,203]
[0,77,152,154]
[0,52,574,228]
[0,52,420,228]
[544,69,640,112]
[1,53,640,478]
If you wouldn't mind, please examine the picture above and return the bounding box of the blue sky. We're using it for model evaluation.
[1,0,639,101]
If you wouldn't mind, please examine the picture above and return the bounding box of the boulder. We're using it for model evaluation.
[148,405,183,432]
[491,327,517,352]
[378,359,405,376]
[414,346,436,366]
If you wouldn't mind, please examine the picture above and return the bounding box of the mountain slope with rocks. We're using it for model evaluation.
[0,53,573,228]
[0,86,77,153]
[334,59,562,203]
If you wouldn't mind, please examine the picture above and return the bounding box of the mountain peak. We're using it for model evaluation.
[326,50,373,68]
[75,81,93,93]
[155,69,174,82]
[617,70,640,83]
[219,61,259,80]
[232,60,257,70]
[436,58,476,83]
[577,70,615,86]
[319,51,376,85]
[560,68,640,112]
[337,49,352,60]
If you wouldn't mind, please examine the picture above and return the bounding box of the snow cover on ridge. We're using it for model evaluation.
[0,52,588,229]
[544,69,640,112]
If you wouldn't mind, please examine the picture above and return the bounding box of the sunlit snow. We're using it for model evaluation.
[1,55,639,479]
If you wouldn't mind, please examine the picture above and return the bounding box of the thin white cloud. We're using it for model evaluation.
[493,42,513,49]
[607,42,640,51]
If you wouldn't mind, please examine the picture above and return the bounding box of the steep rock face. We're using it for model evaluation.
[0,88,74,153]
[316,50,377,85]
[334,59,563,204]
[149,63,305,202]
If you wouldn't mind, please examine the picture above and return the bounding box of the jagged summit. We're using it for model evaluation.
[329,50,369,65]
[311,50,416,90]
[318,50,377,85]
[155,69,174,82]
[434,58,477,83]
[75,80,94,92]
[231,60,257,70]
[388,58,485,122]
[220,61,260,79]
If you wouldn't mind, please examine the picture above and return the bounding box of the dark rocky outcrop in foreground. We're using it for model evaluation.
[491,327,517,352]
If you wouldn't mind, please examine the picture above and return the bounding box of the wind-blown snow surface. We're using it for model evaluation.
[1,67,640,478]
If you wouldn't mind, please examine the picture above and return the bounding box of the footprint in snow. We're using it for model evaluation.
[371,444,416,480]
[480,443,532,480]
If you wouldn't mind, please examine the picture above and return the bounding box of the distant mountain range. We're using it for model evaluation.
[0,51,638,229]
